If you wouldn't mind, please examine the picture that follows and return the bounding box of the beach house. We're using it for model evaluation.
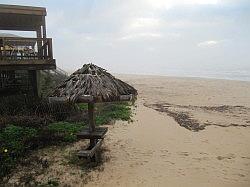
[0,4,56,96]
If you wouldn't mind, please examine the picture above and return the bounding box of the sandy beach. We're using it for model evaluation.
[6,75,250,187]
[84,75,250,187]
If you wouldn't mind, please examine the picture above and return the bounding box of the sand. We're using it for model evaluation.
[5,75,250,187]
[85,75,250,187]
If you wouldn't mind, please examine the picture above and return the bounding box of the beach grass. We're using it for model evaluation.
[0,101,133,180]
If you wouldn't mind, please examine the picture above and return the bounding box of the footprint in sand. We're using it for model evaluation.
[192,157,209,161]
[178,151,189,156]
[241,156,250,160]
[235,173,245,177]
[216,153,235,161]
[199,152,208,155]
[160,149,171,158]
[164,160,175,165]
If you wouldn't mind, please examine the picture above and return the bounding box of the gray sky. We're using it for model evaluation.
[1,0,250,76]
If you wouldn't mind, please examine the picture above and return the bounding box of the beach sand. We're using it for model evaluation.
[6,75,250,187]
[85,75,250,187]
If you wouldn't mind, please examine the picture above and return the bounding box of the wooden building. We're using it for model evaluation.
[0,4,56,96]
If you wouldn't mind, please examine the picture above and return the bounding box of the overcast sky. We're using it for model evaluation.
[1,0,250,76]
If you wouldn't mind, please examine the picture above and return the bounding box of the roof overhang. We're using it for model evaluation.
[0,4,46,31]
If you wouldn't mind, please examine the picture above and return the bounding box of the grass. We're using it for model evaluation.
[95,102,132,125]
[47,122,85,142]
[0,122,84,179]
[0,102,134,180]
[78,102,133,125]
[0,125,38,179]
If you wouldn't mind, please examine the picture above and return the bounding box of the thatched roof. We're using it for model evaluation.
[51,64,137,103]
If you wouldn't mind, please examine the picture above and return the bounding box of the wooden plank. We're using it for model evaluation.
[77,127,108,139]
[48,94,135,104]
[0,26,37,31]
[77,95,94,103]
[0,59,55,65]
[0,60,56,70]
[0,37,52,41]
[77,139,103,158]
[120,94,133,101]
[0,4,46,16]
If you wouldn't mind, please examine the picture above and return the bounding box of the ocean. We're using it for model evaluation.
[66,68,250,82]
[161,69,250,82]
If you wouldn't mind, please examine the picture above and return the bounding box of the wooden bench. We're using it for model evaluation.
[76,127,108,139]
[76,127,108,161]
[77,139,103,158]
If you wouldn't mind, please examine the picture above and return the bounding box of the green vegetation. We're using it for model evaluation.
[78,103,88,110]
[37,179,60,187]
[0,122,85,179]
[0,101,134,180]
[78,102,133,125]
[0,68,135,183]
[46,179,60,187]
[47,122,84,142]
[0,125,38,178]
[95,103,132,125]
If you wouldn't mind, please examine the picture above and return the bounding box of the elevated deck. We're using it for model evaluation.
[0,37,55,70]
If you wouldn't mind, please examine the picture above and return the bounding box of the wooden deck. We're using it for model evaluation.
[0,37,55,70]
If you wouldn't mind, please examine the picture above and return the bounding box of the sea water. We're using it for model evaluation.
[160,69,250,82]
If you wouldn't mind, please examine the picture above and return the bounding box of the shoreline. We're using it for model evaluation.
[64,69,250,82]
[115,73,250,83]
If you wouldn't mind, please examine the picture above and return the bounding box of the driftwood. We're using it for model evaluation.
[50,64,137,102]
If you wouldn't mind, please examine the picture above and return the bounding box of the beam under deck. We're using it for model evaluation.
[0,59,56,70]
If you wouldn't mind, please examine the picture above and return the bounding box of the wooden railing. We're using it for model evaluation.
[0,37,53,61]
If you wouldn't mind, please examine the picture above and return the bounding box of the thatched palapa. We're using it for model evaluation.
[51,63,137,103]
[50,63,137,161]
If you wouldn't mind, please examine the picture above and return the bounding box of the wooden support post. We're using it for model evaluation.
[42,16,47,58]
[88,102,95,132]
[88,102,96,149]
[42,16,47,39]
[2,38,6,60]
[47,38,53,59]
[28,70,38,97]
[36,26,42,59]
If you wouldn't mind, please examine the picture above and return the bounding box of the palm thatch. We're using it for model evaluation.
[51,64,137,103]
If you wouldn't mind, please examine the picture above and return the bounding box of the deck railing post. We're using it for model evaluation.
[3,38,6,60]
[47,38,53,59]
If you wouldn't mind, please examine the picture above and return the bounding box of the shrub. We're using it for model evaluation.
[0,125,38,178]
